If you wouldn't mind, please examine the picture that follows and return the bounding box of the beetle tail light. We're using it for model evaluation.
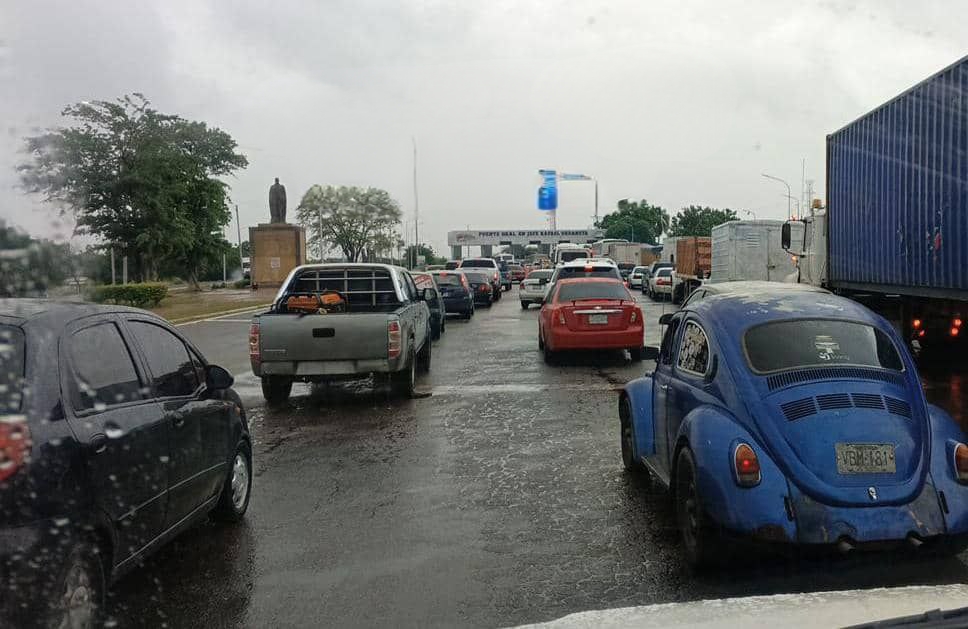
[248,323,261,363]
[387,320,402,358]
[954,443,968,483]
[734,443,761,487]
[0,417,31,484]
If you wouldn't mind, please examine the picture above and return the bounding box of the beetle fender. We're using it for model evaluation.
[926,403,968,534]
[622,376,655,460]
[675,406,796,541]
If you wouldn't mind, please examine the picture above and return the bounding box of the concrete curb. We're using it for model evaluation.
[170,303,272,326]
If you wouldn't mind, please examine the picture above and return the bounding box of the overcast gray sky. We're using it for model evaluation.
[1,1,965,253]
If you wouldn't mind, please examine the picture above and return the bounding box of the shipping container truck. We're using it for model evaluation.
[605,242,643,270]
[711,220,797,283]
[782,54,968,355]
[657,237,681,264]
[589,239,628,257]
[670,237,711,303]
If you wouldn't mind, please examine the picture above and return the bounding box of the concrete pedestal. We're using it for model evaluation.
[249,223,307,288]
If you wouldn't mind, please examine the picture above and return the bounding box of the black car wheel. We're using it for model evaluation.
[619,396,646,474]
[542,338,556,364]
[213,440,252,522]
[432,321,441,341]
[391,349,416,398]
[629,346,644,362]
[43,542,105,629]
[675,448,723,569]
[261,376,292,405]
[521,301,530,309]
[538,328,545,350]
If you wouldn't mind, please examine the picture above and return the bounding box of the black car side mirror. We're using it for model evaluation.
[642,346,660,360]
[422,288,438,301]
[781,222,792,250]
[658,313,673,326]
[205,364,234,390]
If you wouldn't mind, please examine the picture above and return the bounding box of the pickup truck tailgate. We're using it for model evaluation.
[257,313,389,362]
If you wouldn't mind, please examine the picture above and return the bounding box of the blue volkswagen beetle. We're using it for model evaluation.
[619,282,968,567]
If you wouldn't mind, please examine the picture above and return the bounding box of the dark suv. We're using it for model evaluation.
[0,300,250,626]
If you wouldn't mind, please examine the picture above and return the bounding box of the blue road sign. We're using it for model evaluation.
[538,169,557,211]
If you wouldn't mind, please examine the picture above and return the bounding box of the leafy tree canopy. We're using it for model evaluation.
[295,185,402,262]
[595,199,670,244]
[668,206,739,237]
[19,94,247,288]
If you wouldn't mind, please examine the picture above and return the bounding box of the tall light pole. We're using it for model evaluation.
[781,194,801,218]
[762,173,792,219]
[412,137,420,269]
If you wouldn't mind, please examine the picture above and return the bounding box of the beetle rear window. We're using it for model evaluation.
[744,320,903,374]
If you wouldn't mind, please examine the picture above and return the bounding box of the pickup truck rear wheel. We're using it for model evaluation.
[262,376,292,405]
[417,337,432,373]
[392,350,416,397]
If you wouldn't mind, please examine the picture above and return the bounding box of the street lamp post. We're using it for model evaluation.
[761,173,792,220]
[781,194,801,218]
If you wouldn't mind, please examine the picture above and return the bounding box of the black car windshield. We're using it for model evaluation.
[557,283,629,302]
[744,319,904,374]
[432,273,462,286]
[461,260,495,268]
[0,325,24,413]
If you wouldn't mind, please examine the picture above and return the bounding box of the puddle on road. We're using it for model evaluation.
[431,383,622,395]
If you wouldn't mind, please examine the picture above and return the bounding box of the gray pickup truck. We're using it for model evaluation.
[249,263,434,403]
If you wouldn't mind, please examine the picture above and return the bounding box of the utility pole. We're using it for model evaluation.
[235,204,244,277]
[412,137,420,269]
[110,247,116,285]
[594,179,599,225]
[762,173,792,220]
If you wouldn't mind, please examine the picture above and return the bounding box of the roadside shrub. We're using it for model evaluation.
[210,282,226,290]
[233,278,250,289]
[89,282,169,308]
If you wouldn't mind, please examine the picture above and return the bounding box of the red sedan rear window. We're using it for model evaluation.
[557,283,629,302]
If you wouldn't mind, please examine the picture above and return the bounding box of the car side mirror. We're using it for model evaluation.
[658,313,673,326]
[781,222,792,250]
[205,364,234,390]
[642,346,660,360]
[422,288,438,301]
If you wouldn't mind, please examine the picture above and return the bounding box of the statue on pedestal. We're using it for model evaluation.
[269,178,287,224]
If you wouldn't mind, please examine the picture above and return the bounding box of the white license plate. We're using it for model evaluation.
[835,443,896,474]
[588,314,608,325]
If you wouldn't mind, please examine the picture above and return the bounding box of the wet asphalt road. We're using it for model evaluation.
[106,289,968,628]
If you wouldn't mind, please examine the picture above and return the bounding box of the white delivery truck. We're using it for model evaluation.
[709,220,797,283]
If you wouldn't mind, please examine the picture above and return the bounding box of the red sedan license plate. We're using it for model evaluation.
[588,314,608,325]
[835,443,895,474]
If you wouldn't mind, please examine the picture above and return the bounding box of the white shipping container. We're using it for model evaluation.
[710,220,797,283]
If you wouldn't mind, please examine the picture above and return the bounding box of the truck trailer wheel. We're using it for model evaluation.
[261,376,292,405]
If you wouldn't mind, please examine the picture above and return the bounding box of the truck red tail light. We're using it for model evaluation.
[248,323,261,362]
[733,443,761,487]
[387,320,402,358]
[955,443,968,483]
[0,417,31,483]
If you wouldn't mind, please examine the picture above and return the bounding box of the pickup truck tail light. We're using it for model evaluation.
[954,443,968,483]
[733,443,761,487]
[248,323,261,363]
[387,320,402,358]
[0,417,31,483]
[493,272,499,282]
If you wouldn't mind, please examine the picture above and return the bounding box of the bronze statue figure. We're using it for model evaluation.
[269,178,287,223]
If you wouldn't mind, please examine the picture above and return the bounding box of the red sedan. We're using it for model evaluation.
[538,278,645,363]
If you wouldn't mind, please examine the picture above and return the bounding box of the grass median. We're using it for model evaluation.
[150,288,275,322]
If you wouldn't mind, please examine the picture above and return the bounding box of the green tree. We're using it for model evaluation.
[595,199,670,243]
[405,244,445,267]
[18,94,248,288]
[295,185,402,262]
[668,206,739,237]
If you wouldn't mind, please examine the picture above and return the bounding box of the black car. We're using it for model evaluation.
[414,272,447,339]
[430,270,474,319]
[0,300,250,626]
[460,270,495,307]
